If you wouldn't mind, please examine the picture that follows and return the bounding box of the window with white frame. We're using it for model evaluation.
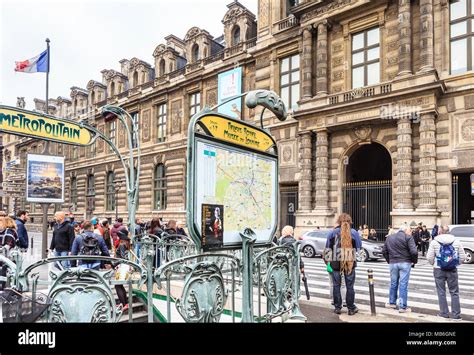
[352,27,380,88]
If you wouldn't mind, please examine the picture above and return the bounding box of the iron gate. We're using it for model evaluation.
[452,175,459,224]
[342,180,392,241]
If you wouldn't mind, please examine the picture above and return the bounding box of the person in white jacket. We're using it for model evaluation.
[426,225,466,320]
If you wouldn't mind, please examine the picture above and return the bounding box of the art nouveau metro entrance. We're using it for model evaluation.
[342,143,392,240]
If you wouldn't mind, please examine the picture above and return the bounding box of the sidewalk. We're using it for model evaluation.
[300,299,469,323]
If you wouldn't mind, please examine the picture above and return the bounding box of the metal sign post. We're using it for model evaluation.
[186,90,287,321]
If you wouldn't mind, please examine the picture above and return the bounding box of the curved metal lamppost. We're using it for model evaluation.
[79,105,140,244]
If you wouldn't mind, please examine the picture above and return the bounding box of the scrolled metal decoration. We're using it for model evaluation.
[175,262,227,323]
[245,90,288,123]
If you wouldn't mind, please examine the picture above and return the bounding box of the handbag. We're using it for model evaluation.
[114,263,131,281]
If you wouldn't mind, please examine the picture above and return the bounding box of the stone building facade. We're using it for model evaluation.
[2,0,474,236]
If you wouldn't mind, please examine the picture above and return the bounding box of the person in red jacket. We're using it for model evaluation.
[111,217,127,249]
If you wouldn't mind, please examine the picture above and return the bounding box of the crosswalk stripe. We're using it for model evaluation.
[302,279,474,306]
[303,266,474,286]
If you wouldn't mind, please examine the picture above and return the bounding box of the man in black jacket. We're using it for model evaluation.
[382,224,418,313]
[49,211,75,269]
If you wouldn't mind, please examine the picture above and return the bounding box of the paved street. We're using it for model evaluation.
[301,256,474,322]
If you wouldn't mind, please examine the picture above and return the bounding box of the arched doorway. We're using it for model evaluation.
[342,142,392,240]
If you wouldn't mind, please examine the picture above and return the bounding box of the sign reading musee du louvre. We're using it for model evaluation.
[0,105,93,146]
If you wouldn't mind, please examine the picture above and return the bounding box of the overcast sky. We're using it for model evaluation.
[0,0,258,110]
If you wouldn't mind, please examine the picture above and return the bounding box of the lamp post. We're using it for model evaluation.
[113,179,123,222]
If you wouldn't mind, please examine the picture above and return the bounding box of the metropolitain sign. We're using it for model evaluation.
[0,105,93,146]
[199,115,274,152]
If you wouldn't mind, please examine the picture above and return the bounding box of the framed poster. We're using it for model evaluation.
[201,203,224,251]
[26,154,65,203]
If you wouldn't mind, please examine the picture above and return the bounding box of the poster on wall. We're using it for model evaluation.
[26,154,65,203]
[217,67,242,120]
[201,203,224,251]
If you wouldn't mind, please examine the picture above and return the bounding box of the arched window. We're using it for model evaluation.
[110,82,115,97]
[153,164,167,210]
[70,177,78,206]
[133,71,139,87]
[91,91,95,105]
[106,171,115,211]
[232,26,241,46]
[159,59,166,76]
[192,44,200,62]
[141,72,146,84]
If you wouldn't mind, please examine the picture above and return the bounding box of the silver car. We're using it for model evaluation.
[299,229,384,262]
[448,225,474,264]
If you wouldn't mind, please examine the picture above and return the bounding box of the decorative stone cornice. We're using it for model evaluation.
[300,0,354,23]
[129,57,152,70]
[222,1,255,25]
[70,86,88,98]
[86,80,106,91]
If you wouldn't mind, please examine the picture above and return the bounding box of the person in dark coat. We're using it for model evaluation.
[419,225,431,257]
[382,224,418,313]
[279,225,304,270]
[15,210,29,250]
[49,211,75,269]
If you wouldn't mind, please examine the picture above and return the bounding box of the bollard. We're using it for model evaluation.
[367,269,376,316]
[30,237,34,256]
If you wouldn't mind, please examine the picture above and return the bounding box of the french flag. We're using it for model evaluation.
[15,49,49,73]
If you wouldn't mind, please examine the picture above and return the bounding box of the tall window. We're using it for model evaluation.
[106,171,115,211]
[88,142,96,158]
[280,54,300,110]
[133,71,139,87]
[156,103,167,143]
[159,59,166,76]
[107,120,116,152]
[110,82,115,97]
[87,174,95,196]
[352,27,380,88]
[192,44,200,62]
[72,146,78,160]
[70,177,78,206]
[131,112,139,148]
[232,26,241,45]
[450,0,474,74]
[153,164,167,210]
[190,92,201,116]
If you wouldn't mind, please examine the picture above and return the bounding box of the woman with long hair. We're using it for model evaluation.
[323,213,362,315]
[147,217,163,236]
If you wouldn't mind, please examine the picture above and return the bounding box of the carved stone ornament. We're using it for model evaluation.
[354,125,372,141]
[461,119,474,141]
[185,27,202,41]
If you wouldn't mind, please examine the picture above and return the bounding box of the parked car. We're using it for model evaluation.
[299,229,384,262]
[448,225,474,264]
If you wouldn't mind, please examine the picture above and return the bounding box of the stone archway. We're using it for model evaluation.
[342,142,393,239]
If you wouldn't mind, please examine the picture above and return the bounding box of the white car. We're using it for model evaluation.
[448,225,474,264]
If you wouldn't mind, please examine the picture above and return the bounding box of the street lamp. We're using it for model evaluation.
[113,179,123,222]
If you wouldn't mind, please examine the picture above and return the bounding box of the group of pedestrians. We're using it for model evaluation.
[357,224,378,241]
[284,213,466,320]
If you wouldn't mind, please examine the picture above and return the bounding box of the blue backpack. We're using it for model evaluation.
[436,242,459,271]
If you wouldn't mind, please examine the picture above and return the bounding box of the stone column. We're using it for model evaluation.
[301,26,313,99]
[395,117,414,210]
[417,112,437,209]
[418,0,434,72]
[313,130,329,210]
[298,131,313,211]
[398,0,412,75]
[316,21,328,96]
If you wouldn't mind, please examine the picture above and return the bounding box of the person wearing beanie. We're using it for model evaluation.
[114,229,131,311]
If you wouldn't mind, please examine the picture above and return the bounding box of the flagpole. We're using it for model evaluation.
[41,38,51,260]
[45,38,50,116]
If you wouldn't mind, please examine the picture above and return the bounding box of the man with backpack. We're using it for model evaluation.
[71,221,110,269]
[427,225,466,320]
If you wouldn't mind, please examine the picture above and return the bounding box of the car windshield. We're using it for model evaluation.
[306,231,330,238]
